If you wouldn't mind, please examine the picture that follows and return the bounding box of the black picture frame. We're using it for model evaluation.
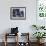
[10,7,26,20]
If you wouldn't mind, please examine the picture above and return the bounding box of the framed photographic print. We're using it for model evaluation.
[37,0,46,19]
[36,0,46,26]
[10,7,26,20]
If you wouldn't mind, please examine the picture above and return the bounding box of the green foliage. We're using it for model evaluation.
[33,32,46,40]
[32,25,39,30]
[32,25,45,30]
[40,26,45,29]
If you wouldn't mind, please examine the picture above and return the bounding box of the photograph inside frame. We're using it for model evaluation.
[10,7,26,20]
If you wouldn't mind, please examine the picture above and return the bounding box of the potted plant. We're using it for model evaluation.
[33,32,46,43]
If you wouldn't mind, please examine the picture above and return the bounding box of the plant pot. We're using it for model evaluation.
[37,39,45,44]
[37,39,40,43]
[40,38,45,43]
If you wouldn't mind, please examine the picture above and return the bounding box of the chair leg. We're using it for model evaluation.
[4,41,7,46]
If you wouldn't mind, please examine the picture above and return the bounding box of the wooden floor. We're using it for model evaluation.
[0,42,46,46]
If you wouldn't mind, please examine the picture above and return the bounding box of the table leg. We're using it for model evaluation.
[4,34,7,46]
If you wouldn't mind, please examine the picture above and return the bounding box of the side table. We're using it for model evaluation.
[4,33,18,46]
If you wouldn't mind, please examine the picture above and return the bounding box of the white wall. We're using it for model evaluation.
[0,0,37,42]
